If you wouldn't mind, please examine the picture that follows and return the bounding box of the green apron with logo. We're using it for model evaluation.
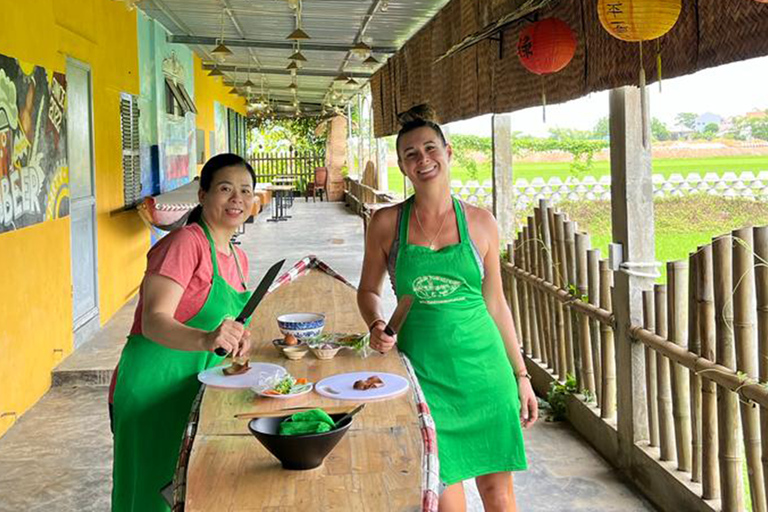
[111,222,251,512]
[395,196,527,485]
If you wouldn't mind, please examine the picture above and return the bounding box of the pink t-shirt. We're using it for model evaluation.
[129,223,250,335]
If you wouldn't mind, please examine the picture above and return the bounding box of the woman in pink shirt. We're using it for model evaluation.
[110,153,257,512]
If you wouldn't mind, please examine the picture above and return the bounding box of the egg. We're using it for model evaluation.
[284,333,298,346]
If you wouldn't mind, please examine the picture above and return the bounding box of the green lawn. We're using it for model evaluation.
[385,155,768,196]
[551,195,768,283]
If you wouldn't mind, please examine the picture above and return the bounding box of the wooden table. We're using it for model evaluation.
[266,185,294,222]
[182,268,425,511]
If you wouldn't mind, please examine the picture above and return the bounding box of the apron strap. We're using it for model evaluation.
[454,197,471,245]
[399,196,414,245]
[197,220,222,281]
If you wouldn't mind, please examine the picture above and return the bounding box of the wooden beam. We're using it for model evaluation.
[492,114,514,243]
[609,86,655,467]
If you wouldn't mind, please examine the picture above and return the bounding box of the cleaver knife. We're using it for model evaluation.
[384,295,414,336]
[214,258,286,356]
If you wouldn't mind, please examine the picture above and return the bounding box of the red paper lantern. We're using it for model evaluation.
[517,18,577,75]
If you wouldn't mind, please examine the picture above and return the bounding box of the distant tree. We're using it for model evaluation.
[651,118,671,141]
[733,112,768,141]
[675,112,697,130]
[703,123,719,136]
[592,116,609,139]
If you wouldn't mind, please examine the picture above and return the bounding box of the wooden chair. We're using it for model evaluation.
[305,166,328,202]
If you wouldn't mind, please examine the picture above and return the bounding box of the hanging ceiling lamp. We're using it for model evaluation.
[287,61,301,70]
[287,0,311,40]
[346,77,359,86]
[207,66,224,77]
[351,41,372,60]
[380,0,389,12]
[333,72,348,82]
[212,9,233,60]
[243,61,256,91]
[363,55,380,67]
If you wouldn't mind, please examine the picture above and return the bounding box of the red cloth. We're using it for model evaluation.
[109,224,249,404]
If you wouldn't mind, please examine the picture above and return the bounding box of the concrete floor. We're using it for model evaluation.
[0,199,657,511]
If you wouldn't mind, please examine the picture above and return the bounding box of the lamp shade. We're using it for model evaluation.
[287,28,311,40]
[597,0,681,42]
[517,18,577,76]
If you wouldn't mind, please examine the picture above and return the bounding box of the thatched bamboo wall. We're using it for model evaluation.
[371,0,768,137]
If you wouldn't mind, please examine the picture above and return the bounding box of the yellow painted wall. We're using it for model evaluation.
[0,0,146,438]
[193,55,247,175]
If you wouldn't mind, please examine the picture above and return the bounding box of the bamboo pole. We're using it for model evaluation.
[668,261,692,472]
[696,244,720,500]
[642,290,659,448]
[516,231,532,357]
[600,259,615,419]
[534,207,553,369]
[713,234,744,512]
[733,227,766,512]
[525,217,542,362]
[656,284,676,462]
[755,227,768,498]
[565,219,579,382]
[554,212,572,379]
[576,232,595,396]
[538,203,557,373]
[507,242,525,354]
[588,249,603,408]
[548,207,565,379]
[689,251,703,484]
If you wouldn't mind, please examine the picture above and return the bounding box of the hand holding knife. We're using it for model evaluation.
[213,259,286,357]
[371,295,414,354]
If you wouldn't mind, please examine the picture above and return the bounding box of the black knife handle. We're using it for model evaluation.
[384,325,396,337]
[214,347,228,357]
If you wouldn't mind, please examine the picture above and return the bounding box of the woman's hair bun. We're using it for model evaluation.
[397,104,439,126]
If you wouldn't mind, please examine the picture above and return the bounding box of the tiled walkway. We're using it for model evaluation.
[0,200,656,511]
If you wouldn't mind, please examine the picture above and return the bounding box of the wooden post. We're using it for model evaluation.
[600,259,616,419]
[656,284,676,463]
[588,249,603,408]
[713,234,744,512]
[376,137,388,192]
[667,261,692,473]
[755,227,768,498]
[732,227,766,512]
[492,114,514,243]
[642,290,659,448]
[576,233,596,396]
[696,245,719,500]
[609,86,653,461]
[549,206,566,380]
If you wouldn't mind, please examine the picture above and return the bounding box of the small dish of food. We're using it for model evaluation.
[254,373,314,399]
[282,346,309,360]
[310,344,341,360]
[272,333,304,354]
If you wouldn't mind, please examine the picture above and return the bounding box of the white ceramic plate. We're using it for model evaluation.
[197,362,286,389]
[315,372,410,401]
[254,382,314,399]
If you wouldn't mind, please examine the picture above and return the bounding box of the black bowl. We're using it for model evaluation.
[248,413,353,470]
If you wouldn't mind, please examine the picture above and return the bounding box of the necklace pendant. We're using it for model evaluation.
[429,243,436,250]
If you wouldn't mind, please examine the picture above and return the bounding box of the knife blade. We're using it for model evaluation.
[384,294,414,336]
[214,258,286,356]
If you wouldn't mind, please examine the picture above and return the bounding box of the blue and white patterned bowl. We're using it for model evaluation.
[277,313,326,340]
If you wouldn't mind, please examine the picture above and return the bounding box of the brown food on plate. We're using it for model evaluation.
[353,375,385,390]
[223,359,250,376]
[284,333,298,346]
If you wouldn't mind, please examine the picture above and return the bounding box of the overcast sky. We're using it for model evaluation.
[445,55,768,138]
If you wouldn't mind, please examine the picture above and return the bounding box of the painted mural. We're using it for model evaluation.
[0,54,68,234]
[214,101,228,156]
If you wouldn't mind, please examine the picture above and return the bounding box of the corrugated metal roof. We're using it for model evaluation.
[139,0,450,114]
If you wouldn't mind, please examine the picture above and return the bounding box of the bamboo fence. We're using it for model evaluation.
[504,203,768,511]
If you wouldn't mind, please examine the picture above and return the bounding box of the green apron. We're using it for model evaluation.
[395,196,527,485]
[111,222,251,512]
